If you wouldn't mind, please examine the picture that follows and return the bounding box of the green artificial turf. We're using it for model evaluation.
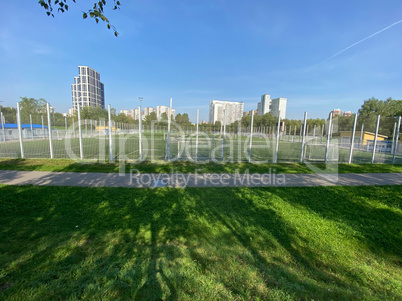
[0,185,401,300]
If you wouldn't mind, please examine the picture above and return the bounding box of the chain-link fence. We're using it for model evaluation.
[1,103,401,164]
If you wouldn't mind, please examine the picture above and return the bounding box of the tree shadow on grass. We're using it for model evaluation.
[0,185,401,300]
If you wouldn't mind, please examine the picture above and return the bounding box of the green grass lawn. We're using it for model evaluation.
[1,158,402,174]
[0,185,401,300]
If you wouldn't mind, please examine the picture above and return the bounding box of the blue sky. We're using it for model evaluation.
[0,0,401,122]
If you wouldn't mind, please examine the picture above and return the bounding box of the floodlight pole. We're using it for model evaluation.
[392,116,401,164]
[46,102,54,159]
[16,102,24,158]
[371,115,380,164]
[248,111,254,163]
[348,113,358,164]
[138,97,143,161]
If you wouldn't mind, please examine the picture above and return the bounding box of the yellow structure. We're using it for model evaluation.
[339,131,388,146]
[96,125,119,132]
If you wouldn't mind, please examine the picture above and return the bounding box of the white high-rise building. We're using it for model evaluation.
[209,100,244,125]
[257,94,287,119]
[270,98,287,120]
[144,107,155,117]
[71,66,105,111]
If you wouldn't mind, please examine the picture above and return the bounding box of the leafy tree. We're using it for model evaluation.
[0,106,17,124]
[175,113,182,124]
[19,97,47,124]
[214,121,221,131]
[160,112,168,121]
[358,97,402,136]
[144,112,157,125]
[175,113,190,126]
[76,106,109,121]
[336,115,354,132]
[115,113,134,124]
[38,0,121,36]
[241,115,251,128]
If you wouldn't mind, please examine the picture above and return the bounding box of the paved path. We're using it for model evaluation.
[0,170,401,188]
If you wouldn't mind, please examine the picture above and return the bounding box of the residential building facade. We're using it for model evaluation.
[209,100,244,125]
[257,94,287,119]
[71,66,105,111]
[156,105,175,120]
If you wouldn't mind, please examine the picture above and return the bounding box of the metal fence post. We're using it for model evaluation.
[237,121,241,162]
[299,125,302,142]
[371,115,380,163]
[46,102,54,159]
[313,125,316,144]
[138,104,142,161]
[321,124,324,144]
[77,103,83,160]
[1,112,5,142]
[195,108,199,161]
[248,111,254,163]
[29,114,33,139]
[392,116,401,164]
[325,113,333,163]
[167,98,172,161]
[274,114,281,163]
[300,112,307,162]
[16,102,24,158]
[222,109,227,161]
[348,113,358,164]
[108,104,113,162]
[289,125,291,141]
[359,123,364,150]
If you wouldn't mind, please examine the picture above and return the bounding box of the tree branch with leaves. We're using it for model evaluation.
[38,0,121,36]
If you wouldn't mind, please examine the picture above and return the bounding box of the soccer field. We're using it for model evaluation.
[0,131,401,164]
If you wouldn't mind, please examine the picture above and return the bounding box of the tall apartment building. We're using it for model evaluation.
[71,66,105,112]
[156,105,175,120]
[144,107,155,116]
[120,109,131,117]
[243,110,257,117]
[257,94,287,119]
[330,109,343,117]
[120,106,174,121]
[209,100,244,125]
